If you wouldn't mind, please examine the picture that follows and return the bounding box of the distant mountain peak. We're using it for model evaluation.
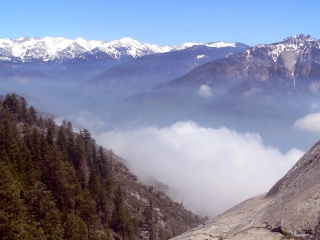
[118,37,139,43]
[248,34,320,63]
[282,34,316,43]
[17,35,31,42]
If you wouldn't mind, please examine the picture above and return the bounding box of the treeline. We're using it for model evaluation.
[0,93,202,240]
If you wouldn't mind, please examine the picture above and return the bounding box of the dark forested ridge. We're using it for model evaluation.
[0,93,203,240]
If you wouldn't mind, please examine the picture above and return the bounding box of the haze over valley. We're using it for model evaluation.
[3,1,320,238]
[2,34,320,218]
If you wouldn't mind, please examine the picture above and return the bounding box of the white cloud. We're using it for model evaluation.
[198,85,212,97]
[294,113,320,133]
[94,121,304,217]
[244,88,261,96]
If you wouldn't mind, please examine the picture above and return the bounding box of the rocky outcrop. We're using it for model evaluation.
[258,140,320,238]
[170,194,282,240]
[171,140,320,239]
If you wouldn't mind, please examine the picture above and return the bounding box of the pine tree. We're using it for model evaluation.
[88,168,100,201]
[38,116,45,129]
[0,109,23,176]
[30,127,42,164]
[28,105,38,124]
[57,125,68,161]
[40,132,50,183]
[143,200,158,240]
[46,143,69,212]
[64,213,89,240]
[110,186,137,240]
[3,93,22,116]
[110,186,126,238]
[76,190,99,239]
[74,134,87,188]
[25,181,64,239]
[80,128,95,172]
[19,96,28,122]
[46,117,55,146]
[0,161,27,239]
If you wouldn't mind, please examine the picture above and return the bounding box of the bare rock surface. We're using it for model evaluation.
[227,228,283,240]
[171,140,320,240]
[258,140,320,238]
[171,194,277,240]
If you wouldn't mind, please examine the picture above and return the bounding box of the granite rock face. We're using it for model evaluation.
[259,140,320,238]
[171,140,320,239]
[170,194,282,240]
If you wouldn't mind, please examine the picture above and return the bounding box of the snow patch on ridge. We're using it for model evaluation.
[196,55,208,59]
[206,41,237,48]
[176,42,203,50]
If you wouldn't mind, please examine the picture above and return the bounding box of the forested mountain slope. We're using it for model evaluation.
[0,93,202,240]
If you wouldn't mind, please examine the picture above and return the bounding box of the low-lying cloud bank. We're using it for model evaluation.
[94,121,304,217]
[198,85,212,97]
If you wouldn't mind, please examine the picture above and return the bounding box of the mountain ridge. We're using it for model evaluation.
[121,34,320,124]
[0,35,245,63]
[90,43,250,100]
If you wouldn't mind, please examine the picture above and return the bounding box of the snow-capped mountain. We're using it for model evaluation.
[92,42,249,97]
[160,34,320,91]
[175,41,238,50]
[0,36,173,62]
[0,36,240,63]
[234,34,320,88]
[117,34,320,134]
[252,34,319,62]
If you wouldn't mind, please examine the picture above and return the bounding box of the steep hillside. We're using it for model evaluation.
[259,140,320,238]
[171,139,320,240]
[0,93,203,240]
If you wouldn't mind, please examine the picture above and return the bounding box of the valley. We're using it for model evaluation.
[1,34,320,239]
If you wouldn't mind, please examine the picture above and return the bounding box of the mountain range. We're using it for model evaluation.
[124,34,320,113]
[104,34,320,150]
[1,34,320,151]
[0,35,243,63]
[0,36,248,95]
[2,34,320,239]
[90,42,249,100]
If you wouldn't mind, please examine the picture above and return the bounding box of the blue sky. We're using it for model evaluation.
[2,0,320,46]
